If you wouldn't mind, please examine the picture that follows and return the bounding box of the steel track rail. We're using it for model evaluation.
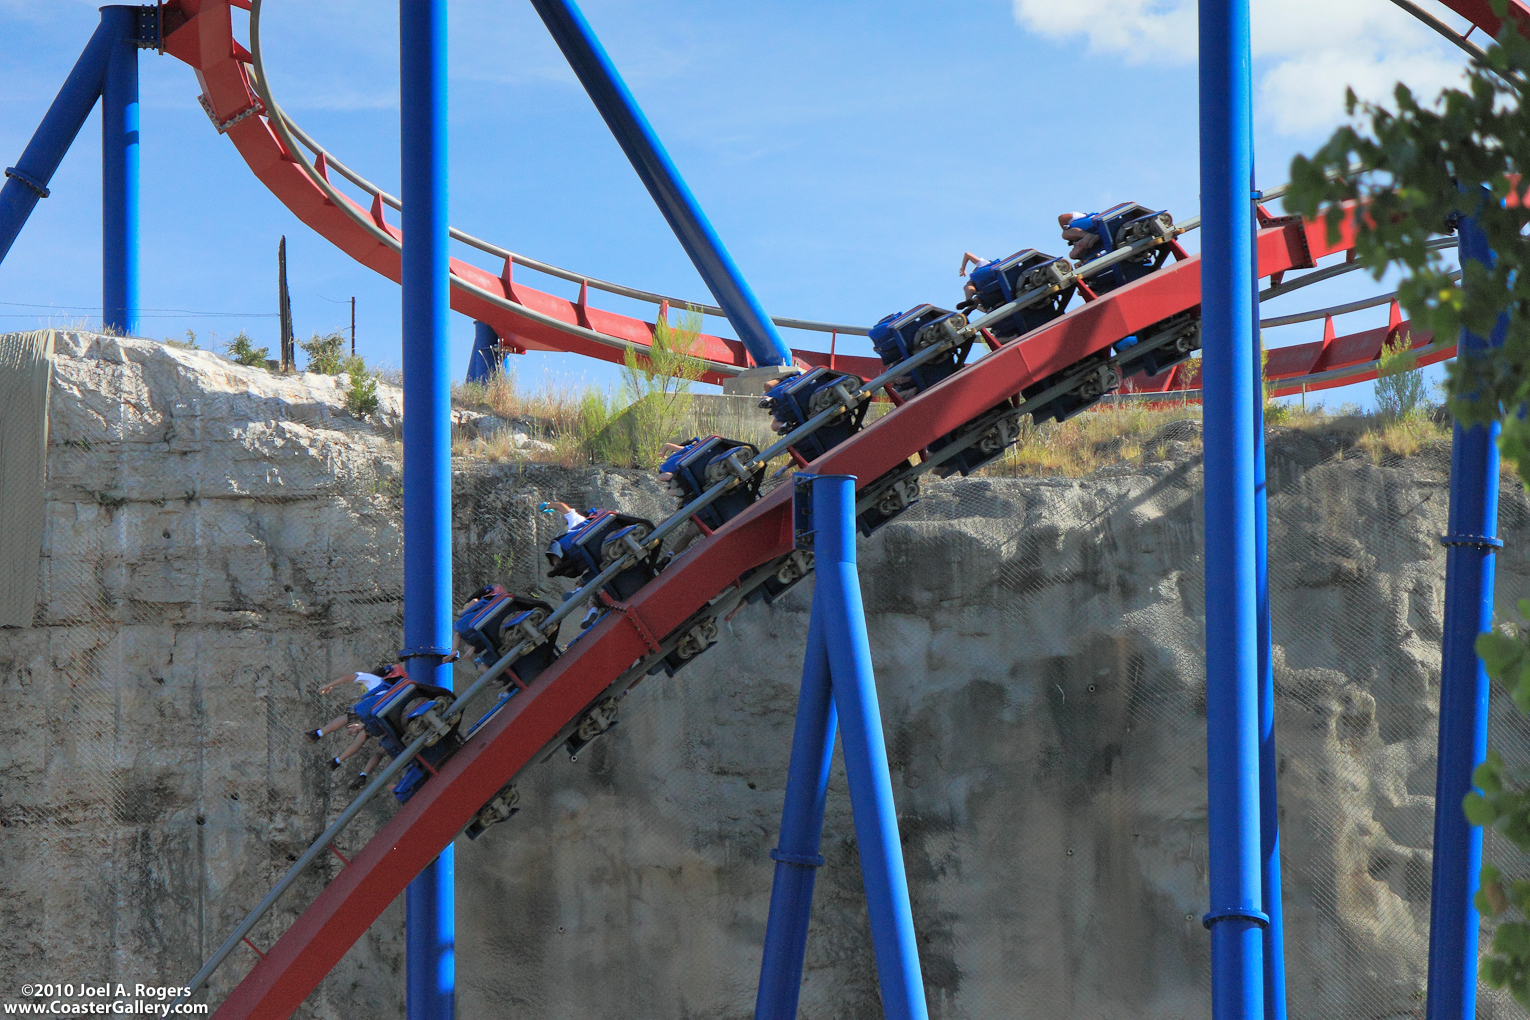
[1257,236,1458,303]
[271,114,870,337]
[1260,268,1461,328]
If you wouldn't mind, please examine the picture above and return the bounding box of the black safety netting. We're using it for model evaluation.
[5,328,1530,1020]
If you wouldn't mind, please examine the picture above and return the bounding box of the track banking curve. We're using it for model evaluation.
[164,0,883,386]
[140,0,1524,1016]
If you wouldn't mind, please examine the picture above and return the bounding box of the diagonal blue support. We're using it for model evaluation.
[0,12,119,266]
[528,0,795,369]
[753,598,837,1020]
[754,474,927,1020]
[1425,208,1503,1020]
[467,320,504,383]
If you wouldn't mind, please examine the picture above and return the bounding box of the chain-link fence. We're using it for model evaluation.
[4,329,1528,1020]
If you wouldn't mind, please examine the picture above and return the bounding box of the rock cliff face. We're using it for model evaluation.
[3,330,1529,1020]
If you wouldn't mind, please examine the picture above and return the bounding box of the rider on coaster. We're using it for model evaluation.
[1058,212,1103,261]
[310,662,407,790]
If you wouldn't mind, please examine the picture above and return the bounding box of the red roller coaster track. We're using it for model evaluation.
[135,0,1521,1015]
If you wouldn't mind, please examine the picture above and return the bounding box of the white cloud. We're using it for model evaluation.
[1257,45,1465,133]
[1012,0,1471,136]
[1014,0,1197,62]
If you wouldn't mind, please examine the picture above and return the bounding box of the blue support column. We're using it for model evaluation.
[1199,0,1267,1017]
[467,320,501,383]
[1252,230,1288,1020]
[407,854,455,1020]
[753,600,838,1020]
[0,13,117,265]
[400,1,454,1018]
[101,6,139,336]
[1425,211,1503,1020]
[528,0,794,369]
[813,474,928,1020]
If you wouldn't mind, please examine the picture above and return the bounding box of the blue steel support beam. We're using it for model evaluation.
[1199,0,1267,1018]
[102,6,140,336]
[1251,216,1288,1020]
[400,1,454,1019]
[0,12,118,266]
[1425,210,1503,1020]
[528,0,795,369]
[813,474,929,1020]
[467,320,502,383]
[753,599,838,1020]
[407,855,455,1020]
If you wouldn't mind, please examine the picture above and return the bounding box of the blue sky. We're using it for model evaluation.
[0,0,1476,406]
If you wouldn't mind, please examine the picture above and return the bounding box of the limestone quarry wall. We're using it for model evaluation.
[3,330,1530,1020]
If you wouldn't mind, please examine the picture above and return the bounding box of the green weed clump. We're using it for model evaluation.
[609,311,706,467]
[1374,332,1428,420]
[342,354,379,416]
[300,331,348,374]
[224,330,269,368]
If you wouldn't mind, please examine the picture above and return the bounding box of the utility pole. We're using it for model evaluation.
[278,235,294,372]
[350,295,356,356]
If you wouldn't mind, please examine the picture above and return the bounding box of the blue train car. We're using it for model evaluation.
[926,404,1025,478]
[854,465,921,536]
[868,304,1024,478]
[743,549,816,605]
[545,509,661,602]
[1020,354,1121,425]
[357,673,461,803]
[1114,313,1202,381]
[1067,202,1176,296]
[759,367,868,462]
[660,435,763,531]
[453,584,560,685]
[962,249,1075,340]
[869,304,972,399]
[648,616,720,679]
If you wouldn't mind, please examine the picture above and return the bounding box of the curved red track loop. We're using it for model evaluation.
[169,0,1519,399]
[1435,0,1530,38]
[165,0,882,386]
[151,2,1502,1015]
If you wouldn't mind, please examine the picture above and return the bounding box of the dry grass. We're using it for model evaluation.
[978,398,1455,480]
[453,372,589,433]
[984,403,1203,478]
[1353,413,1452,462]
[450,429,585,467]
[450,373,601,467]
[445,368,1456,480]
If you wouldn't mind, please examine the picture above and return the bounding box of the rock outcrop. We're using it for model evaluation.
[3,330,1529,1020]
